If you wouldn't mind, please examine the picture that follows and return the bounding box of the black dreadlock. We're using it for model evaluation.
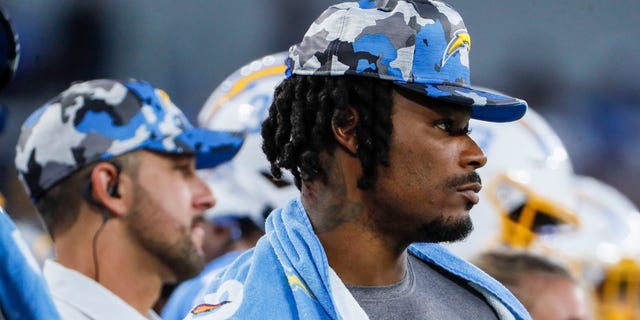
[261,75,394,190]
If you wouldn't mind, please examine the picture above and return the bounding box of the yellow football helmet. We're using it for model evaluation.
[540,175,640,320]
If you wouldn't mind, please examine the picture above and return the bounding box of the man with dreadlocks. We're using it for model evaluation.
[186,1,532,319]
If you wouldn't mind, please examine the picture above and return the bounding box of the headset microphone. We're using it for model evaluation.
[81,161,121,283]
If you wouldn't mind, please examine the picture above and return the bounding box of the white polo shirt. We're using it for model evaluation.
[43,260,160,320]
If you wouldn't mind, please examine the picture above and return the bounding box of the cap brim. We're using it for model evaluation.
[175,128,245,169]
[395,82,527,123]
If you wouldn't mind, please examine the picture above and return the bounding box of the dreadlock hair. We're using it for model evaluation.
[261,75,394,190]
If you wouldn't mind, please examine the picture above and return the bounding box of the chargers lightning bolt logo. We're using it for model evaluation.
[440,29,471,68]
[190,301,231,315]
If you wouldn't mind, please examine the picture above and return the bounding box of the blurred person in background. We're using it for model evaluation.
[13,79,244,319]
[160,51,299,320]
[472,249,593,320]
[539,176,640,320]
[0,5,18,207]
[0,6,60,319]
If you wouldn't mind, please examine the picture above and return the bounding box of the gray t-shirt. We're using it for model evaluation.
[347,254,499,320]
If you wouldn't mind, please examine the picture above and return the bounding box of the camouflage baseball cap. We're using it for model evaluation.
[287,0,527,122]
[15,79,245,202]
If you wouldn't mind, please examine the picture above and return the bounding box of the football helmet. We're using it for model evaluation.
[540,176,640,320]
[198,51,299,229]
[446,107,579,258]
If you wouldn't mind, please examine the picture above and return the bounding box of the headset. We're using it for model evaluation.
[107,184,118,197]
[81,161,122,217]
[80,160,121,282]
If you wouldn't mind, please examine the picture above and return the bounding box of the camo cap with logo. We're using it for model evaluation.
[15,79,245,202]
[287,0,527,122]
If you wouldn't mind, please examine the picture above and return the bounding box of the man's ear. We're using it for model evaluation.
[331,106,359,156]
[89,162,127,217]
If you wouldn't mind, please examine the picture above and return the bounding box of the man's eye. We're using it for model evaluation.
[435,120,453,132]
[175,164,194,176]
[435,120,471,136]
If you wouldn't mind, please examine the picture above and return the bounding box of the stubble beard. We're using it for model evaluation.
[126,186,205,282]
[415,213,474,243]
[415,172,481,243]
[369,203,474,248]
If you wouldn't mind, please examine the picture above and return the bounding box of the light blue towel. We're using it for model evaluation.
[0,207,60,320]
[162,251,243,320]
[184,198,530,320]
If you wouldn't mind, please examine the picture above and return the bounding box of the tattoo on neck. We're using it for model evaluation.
[310,157,364,233]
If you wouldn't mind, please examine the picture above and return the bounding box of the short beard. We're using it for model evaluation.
[416,215,474,243]
[126,185,205,282]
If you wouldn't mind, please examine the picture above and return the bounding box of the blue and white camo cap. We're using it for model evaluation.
[287,0,527,122]
[15,79,244,202]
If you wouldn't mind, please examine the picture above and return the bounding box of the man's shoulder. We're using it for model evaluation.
[203,238,281,285]
[408,243,511,291]
[408,243,531,320]
[162,250,251,318]
[51,297,91,320]
[43,260,151,320]
[183,242,297,319]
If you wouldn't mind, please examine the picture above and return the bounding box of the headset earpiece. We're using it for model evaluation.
[81,161,121,208]
[107,183,120,198]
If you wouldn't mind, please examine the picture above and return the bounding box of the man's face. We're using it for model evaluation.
[522,273,592,320]
[125,150,215,282]
[367,89,486,244]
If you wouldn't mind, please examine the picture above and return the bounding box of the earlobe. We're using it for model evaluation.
[331,106,359,156]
